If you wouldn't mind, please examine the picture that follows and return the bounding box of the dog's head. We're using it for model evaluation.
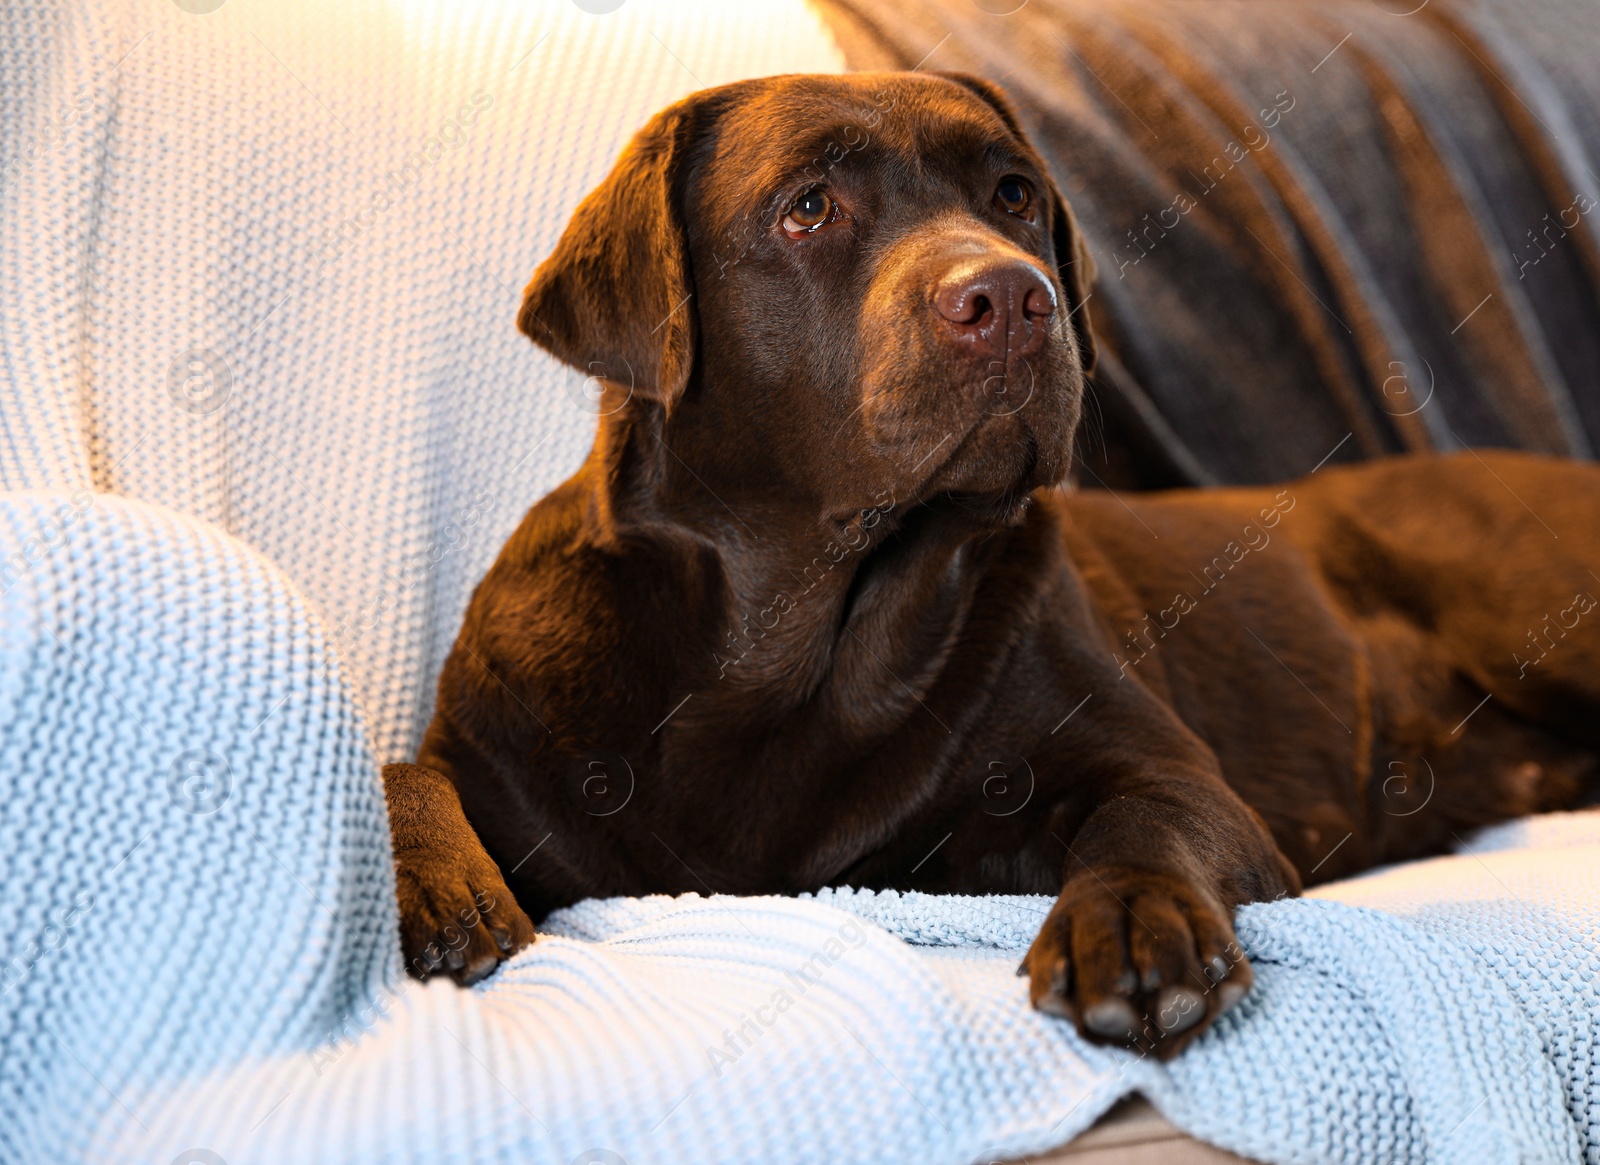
[521,72,1096,519]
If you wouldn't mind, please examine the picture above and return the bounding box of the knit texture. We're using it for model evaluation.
[0,492,400,1163]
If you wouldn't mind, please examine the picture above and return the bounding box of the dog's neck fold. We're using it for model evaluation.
[587,404,1019,732]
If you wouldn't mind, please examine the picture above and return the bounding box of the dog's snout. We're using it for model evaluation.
[933,258,1056,360]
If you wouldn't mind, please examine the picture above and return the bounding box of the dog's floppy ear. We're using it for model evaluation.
[519,99,699,409]
[936,72,1099,375]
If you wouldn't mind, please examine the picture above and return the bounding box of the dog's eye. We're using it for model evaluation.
[783,189,834,234]
[995,178,1033,217]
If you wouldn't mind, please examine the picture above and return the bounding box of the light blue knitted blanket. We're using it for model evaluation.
[3,491,1597,1165]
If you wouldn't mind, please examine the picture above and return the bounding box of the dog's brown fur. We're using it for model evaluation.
[384,72,1600,1057]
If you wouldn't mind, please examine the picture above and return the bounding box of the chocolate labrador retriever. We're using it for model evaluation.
[382,71,1600,1057]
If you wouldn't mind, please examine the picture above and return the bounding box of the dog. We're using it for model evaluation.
[382,71,1600,1058]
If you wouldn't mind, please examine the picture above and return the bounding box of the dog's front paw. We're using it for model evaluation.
[395,846,537,986]
[383,763,538,986]
[1022,867,1248,1058]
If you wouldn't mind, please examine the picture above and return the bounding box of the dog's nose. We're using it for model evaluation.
[933,259,1056,360]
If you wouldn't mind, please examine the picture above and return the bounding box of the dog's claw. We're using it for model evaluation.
[461,953,502,986]
[1035,992,1075,1019]
[1218,980,1248,1015]
[1156,987,1204,1033]
[1082,998,1139,1038]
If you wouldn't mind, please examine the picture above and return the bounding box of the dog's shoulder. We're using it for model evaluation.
[450,461,730,706]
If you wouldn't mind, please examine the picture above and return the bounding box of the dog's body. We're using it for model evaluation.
[386,72,1600,1056]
